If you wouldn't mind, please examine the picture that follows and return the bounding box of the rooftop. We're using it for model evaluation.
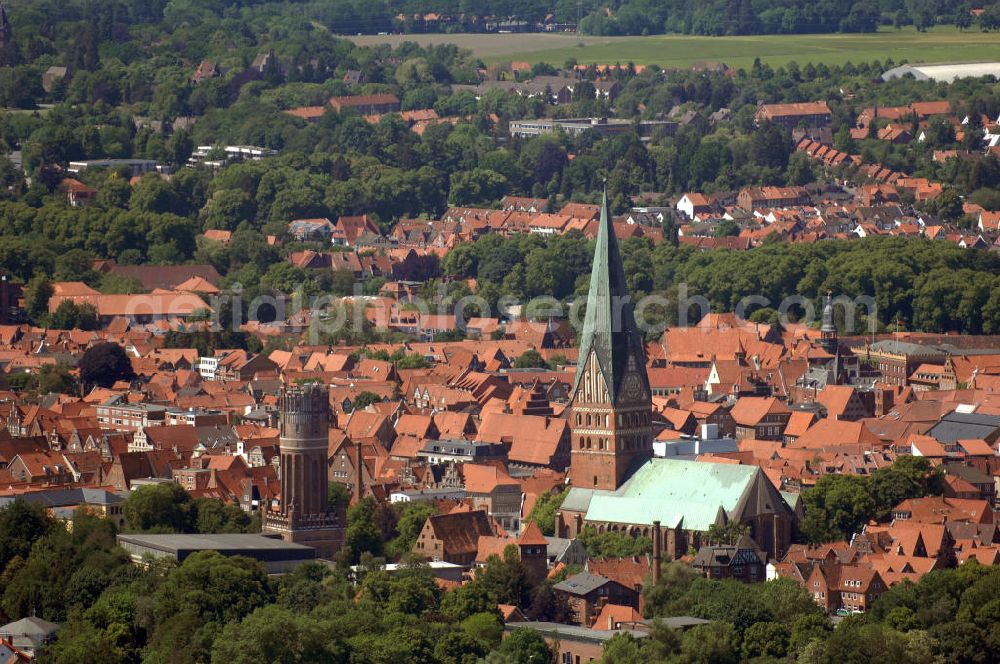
[117,533,315,554]
[570,458,770,530]
[553,571,614,595]
[882,62,1000,83]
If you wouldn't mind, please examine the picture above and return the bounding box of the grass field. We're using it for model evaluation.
[349,27,1000,70]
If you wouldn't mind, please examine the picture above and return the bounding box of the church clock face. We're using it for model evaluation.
[622,372,644,401]
[622,354,646,402]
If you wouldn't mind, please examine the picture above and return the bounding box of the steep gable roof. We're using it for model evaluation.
[426,510,495,557]
[730,397,790,427]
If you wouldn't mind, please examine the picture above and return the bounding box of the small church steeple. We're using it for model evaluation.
[820,292,838,354]
[568,187,652,491]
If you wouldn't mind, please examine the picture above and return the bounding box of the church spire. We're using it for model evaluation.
[572,186,649,405]
[568,187,653,492]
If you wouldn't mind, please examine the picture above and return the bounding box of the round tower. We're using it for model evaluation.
[264,383,343,558]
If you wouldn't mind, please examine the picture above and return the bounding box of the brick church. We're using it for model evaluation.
[555,191,795,561]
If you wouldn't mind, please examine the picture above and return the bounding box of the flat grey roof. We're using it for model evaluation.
[0,488,126,508]
[643,616,711,629]
[117,533,314,554]
[927,412,1000,443]
[553,572,612,595]
[882,62,1000,82]
[866,340,945,356]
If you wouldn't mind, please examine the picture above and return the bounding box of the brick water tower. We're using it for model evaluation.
[263,383,343,559]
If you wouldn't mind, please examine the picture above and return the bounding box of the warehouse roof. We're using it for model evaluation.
[882,62,1000,83]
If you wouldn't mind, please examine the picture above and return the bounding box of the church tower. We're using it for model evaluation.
[820,293,838,354]
[568,189,653,491]
[263,383,344,558]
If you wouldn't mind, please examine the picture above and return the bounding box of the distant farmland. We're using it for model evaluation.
[348,27,1000,70]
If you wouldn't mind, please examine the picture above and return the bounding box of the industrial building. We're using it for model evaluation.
[881,62,1000,83]
[116,533,317,573]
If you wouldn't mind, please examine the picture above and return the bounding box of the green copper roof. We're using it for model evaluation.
[582,459,763,531]
[571,188,649,404]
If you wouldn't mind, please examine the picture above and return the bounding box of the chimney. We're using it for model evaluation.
[652,520,662,584]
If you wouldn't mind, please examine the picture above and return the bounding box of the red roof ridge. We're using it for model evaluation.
[518,520,548,546]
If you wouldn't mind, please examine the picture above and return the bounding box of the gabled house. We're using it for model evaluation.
[552,572,640,627]
[691,534,767,583]
[730,397,791,441]
[413,509,495,564]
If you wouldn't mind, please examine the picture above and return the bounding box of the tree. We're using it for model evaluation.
[442,243,478,277]
[387,502,437,558]
[201,189,255,231]
[395,353,430,369]
[328,482,350,514]
[525,490,565,536]
[600,632,651,664]
[36,363,76,395]
[869,455,944,513]
[79,342,134,389]
[799,474,876,543]
[48,300,98,331]
[97,175,131,210]
[789,613,833,653]
[151,550,272,628]
[99,273,143,294]
[749,121,791,171]
[329,270,355,297]
[344,497,384,563]
[513,349,549,369]
[679,621,739,664]
[705,521,749,545]
[194,499,252,534]
[759,578,823,624]
[433,630,487,664]
[23,275,53,323]
[642,562,701,618]
[578,527,652,558]
[0,500,51,571]
[494,628,551,663]
[471,546,534,608]
[352,391,382,410]
[210,605,345,664]
[461,612,505,650]
[122,483,194,533]
[449,168,507,206]
[713,219,740,237]
[741,621,790,659]
[786,151,815,186]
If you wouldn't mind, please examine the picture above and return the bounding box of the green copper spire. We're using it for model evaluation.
[571,187,650,404]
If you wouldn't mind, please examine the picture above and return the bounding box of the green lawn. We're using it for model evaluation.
[475,27,1000,70]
